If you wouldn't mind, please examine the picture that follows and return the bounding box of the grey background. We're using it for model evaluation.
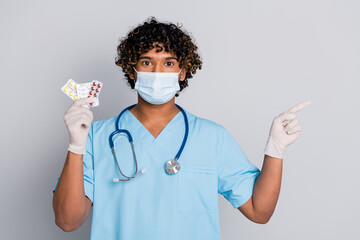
[1,0,359,239]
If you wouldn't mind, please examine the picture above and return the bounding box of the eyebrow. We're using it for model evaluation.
[139,56,178,60]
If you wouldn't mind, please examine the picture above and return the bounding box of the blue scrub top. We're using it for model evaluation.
[53,106,260,240]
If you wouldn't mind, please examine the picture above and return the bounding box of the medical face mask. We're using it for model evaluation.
[133,68,181,105]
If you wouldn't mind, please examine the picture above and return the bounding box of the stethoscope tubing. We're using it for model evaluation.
[109,103,189,181]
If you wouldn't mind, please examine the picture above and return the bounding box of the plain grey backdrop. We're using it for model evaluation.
[1,0,359,239]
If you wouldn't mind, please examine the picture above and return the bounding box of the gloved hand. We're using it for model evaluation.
[264,100,311,159]
[63,97,97,154]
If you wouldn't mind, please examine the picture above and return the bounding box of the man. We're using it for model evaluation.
[52,16,311,239]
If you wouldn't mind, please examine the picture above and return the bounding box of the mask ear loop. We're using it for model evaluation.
[133,67,138,82]
[176,68,183,95]
[178,68,183,81]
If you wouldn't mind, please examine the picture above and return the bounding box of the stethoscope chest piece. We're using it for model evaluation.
[165,159,180,174]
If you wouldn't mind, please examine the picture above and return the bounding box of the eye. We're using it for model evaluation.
[142,60,151,66]
[166,61,174,66]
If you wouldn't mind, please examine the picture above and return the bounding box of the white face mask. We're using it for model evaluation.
[133,68,182,105]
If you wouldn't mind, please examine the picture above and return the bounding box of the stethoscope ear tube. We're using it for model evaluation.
[113,168,147,182]
[109,129,133,148]
[109,129,138,181]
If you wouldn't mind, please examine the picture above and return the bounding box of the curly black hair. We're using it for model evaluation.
[114,16,202,97]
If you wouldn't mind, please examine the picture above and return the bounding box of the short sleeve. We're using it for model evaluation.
[52,123,95,204]
[218,127,260,209]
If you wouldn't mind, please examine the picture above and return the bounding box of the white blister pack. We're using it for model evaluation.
[61,79,103,108]
[61,79,79,100]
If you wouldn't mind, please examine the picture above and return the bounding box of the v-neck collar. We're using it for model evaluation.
[126,108,183,146]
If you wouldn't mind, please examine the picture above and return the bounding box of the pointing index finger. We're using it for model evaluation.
[286,100,312,113]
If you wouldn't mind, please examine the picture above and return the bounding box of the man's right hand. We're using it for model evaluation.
[63,97,97,154]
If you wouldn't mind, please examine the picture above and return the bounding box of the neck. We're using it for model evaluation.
[131,94,180,122]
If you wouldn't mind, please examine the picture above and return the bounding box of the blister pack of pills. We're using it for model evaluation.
[61,79,103,108]
[61,79,79,100]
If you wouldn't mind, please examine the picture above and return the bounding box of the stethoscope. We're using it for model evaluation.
[109,104,189,182]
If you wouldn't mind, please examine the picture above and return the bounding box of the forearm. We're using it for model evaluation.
[52,151,87,231]
[252,154,283,223]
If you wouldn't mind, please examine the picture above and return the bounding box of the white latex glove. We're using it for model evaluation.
[264,100,312,159]
[63,97,97,154]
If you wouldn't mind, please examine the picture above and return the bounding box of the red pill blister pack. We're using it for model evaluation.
[76,80,103,107]
[61,79,103,108]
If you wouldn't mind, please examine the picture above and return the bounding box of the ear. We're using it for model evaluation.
[129,70,137,81]
[129,72,134,80]
[179,69,186,81]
